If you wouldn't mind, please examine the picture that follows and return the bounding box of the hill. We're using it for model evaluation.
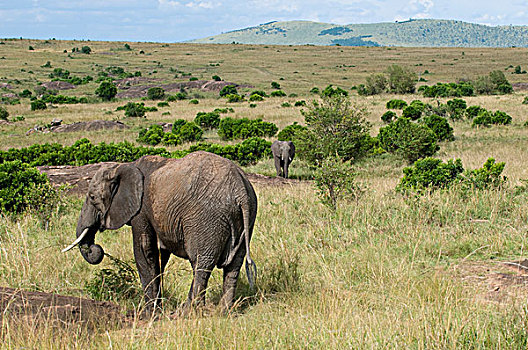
[189,19,528,47]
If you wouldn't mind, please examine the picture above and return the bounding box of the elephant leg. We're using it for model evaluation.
[131,219,162,316]
[185,255,214,308]
[274,156,282,177]
[219,252,245,313]
[160,248,171,276]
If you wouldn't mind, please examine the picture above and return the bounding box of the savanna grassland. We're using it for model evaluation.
[2,38,528,348]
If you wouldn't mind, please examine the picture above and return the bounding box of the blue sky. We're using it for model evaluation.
[1,0,528,42]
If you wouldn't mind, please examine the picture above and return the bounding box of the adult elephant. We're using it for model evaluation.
[271,140,295,178]
[62,152,257,314]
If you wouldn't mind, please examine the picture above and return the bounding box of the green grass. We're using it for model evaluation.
[2,39,528,348]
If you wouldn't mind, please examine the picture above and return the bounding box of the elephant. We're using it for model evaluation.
[271,140,295,178]
[62,151,258,314]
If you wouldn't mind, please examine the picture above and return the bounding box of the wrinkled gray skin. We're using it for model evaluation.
[271,140,295,178]
[74,152,257,314]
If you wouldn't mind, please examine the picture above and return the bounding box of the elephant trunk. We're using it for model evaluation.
[73,199,105,265]
[282,149,290,179]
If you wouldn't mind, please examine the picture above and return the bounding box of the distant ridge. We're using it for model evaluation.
[188,19,528,47]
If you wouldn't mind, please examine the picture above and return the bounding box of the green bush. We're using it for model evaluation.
[386,65,417,94]
[219,85,237,97]
[397,157,464,193]
[212,75,221,81]
[313,156,362,210]
[0,106,8,121]
[277,122,307,141]
[281,102,292,108]
[19,89,32,98]
[137,125,165,145]
[386,99,408,109]
[188,137,272,166]
[0,160,57,214]
[320,85,348,98]
[378,117,439,163]
[363,73,388,95]
[84,255,141,302]
[194,111,220,129]
[118,102,147,117]
[419,82,474,97]
[81,46,91,54]
[95,81,117,101]
[409,100,426,112]
[466,105,485,119]
[167,92,187,101]
[381,111,397,124]
[310,87,320,94]
[157,101,169,107]
[147,87,165,100]
[446,98,467,120]
[189,99,199,104]
[294,100,306,107]
[250,90,268,98]
[402,105,422,120]
[226,94,243,103]
[178,122,203,142]
[270,90,287,97]
[459,158,506,190]
[296,95,373,165]
[472,110,512,127]
[523,96,528,105]
[30,99,47,111]
[218,117,278,141]
[422,114,454,142]
[271,81,281,89]
[172,119,188,134]
[249,94,264,101]
[491,110,512,125]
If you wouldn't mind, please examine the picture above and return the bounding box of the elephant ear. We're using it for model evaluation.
[105,164,144,230]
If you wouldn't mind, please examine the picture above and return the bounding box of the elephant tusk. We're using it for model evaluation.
[61,228,89,253]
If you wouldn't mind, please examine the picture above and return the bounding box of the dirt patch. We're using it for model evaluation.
[41,81,76,90]
[512,82,528,91]
[116,80,253,99]
[39,161,302,195]
[0,287,125,327]
[456,259,528,304]
[0,83,14,89]
[52,120,129,133]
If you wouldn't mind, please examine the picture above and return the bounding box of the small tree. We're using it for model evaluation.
[386,65,417,94]
[219,85,237,97]
[0,106,8,121]
[81,46,91,54]
[296,95,373,165]
[95,81,117,101]
[147,87,165,100]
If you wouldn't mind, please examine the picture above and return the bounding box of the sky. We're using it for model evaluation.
[1,0,528,42]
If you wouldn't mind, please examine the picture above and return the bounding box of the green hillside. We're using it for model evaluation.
[189,19,528,47]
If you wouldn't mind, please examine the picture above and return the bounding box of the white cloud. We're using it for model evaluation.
[184,1,218,9]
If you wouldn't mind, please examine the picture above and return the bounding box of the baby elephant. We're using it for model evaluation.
[271,140,295,178]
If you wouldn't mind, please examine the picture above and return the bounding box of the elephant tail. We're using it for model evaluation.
[242,201,257,290]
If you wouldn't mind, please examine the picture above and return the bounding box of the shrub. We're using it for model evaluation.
[218,117,278,141]
[364,73,388,95]
[491,110,512,125]
[171,119,188,134]
[386,65,417,94]
[378,117,439,163]
[188,137,272,166]
[250,90,268,98]
[178,122,203,142]
[446,98,467,120]
[294,100,306,107]
[397,157,464,193]
[320,85,348,98]
[466,105,485,119]
[226,94,243,103]
[310,87,320,94]
[167,92,187,101]
[95,81,117,101]
[277,122,307,141]
[147,87,165,100]
[84,255,141,302]
[459,158,506,190]
[30,99,47,111]
[194,111,220,129]
[409,100,426,112]
[381,111,397,124]
[249,94,264,101]
[313,156,362,210]
[19,89,32,98]
[189,99,199,104]
[296,95,373,165]
[498,83,513,94]
[473,76,494,95]
[0,160,57,214]
[386,99,408,109]
[402,105,422,120]
[0,106,8,120]
[523,96,528,105]
[157,101,169,107]
[472,110,512,127]
[419,82,474,98]
[271,81,281,89]
[137,125,165,145]
[281,102,292,108]
[212,75,221,81]
[422,114,454,142]
[270,90,287,97]
[119,102,146,117]
[81,46,91,54]
[219,85,237,97]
